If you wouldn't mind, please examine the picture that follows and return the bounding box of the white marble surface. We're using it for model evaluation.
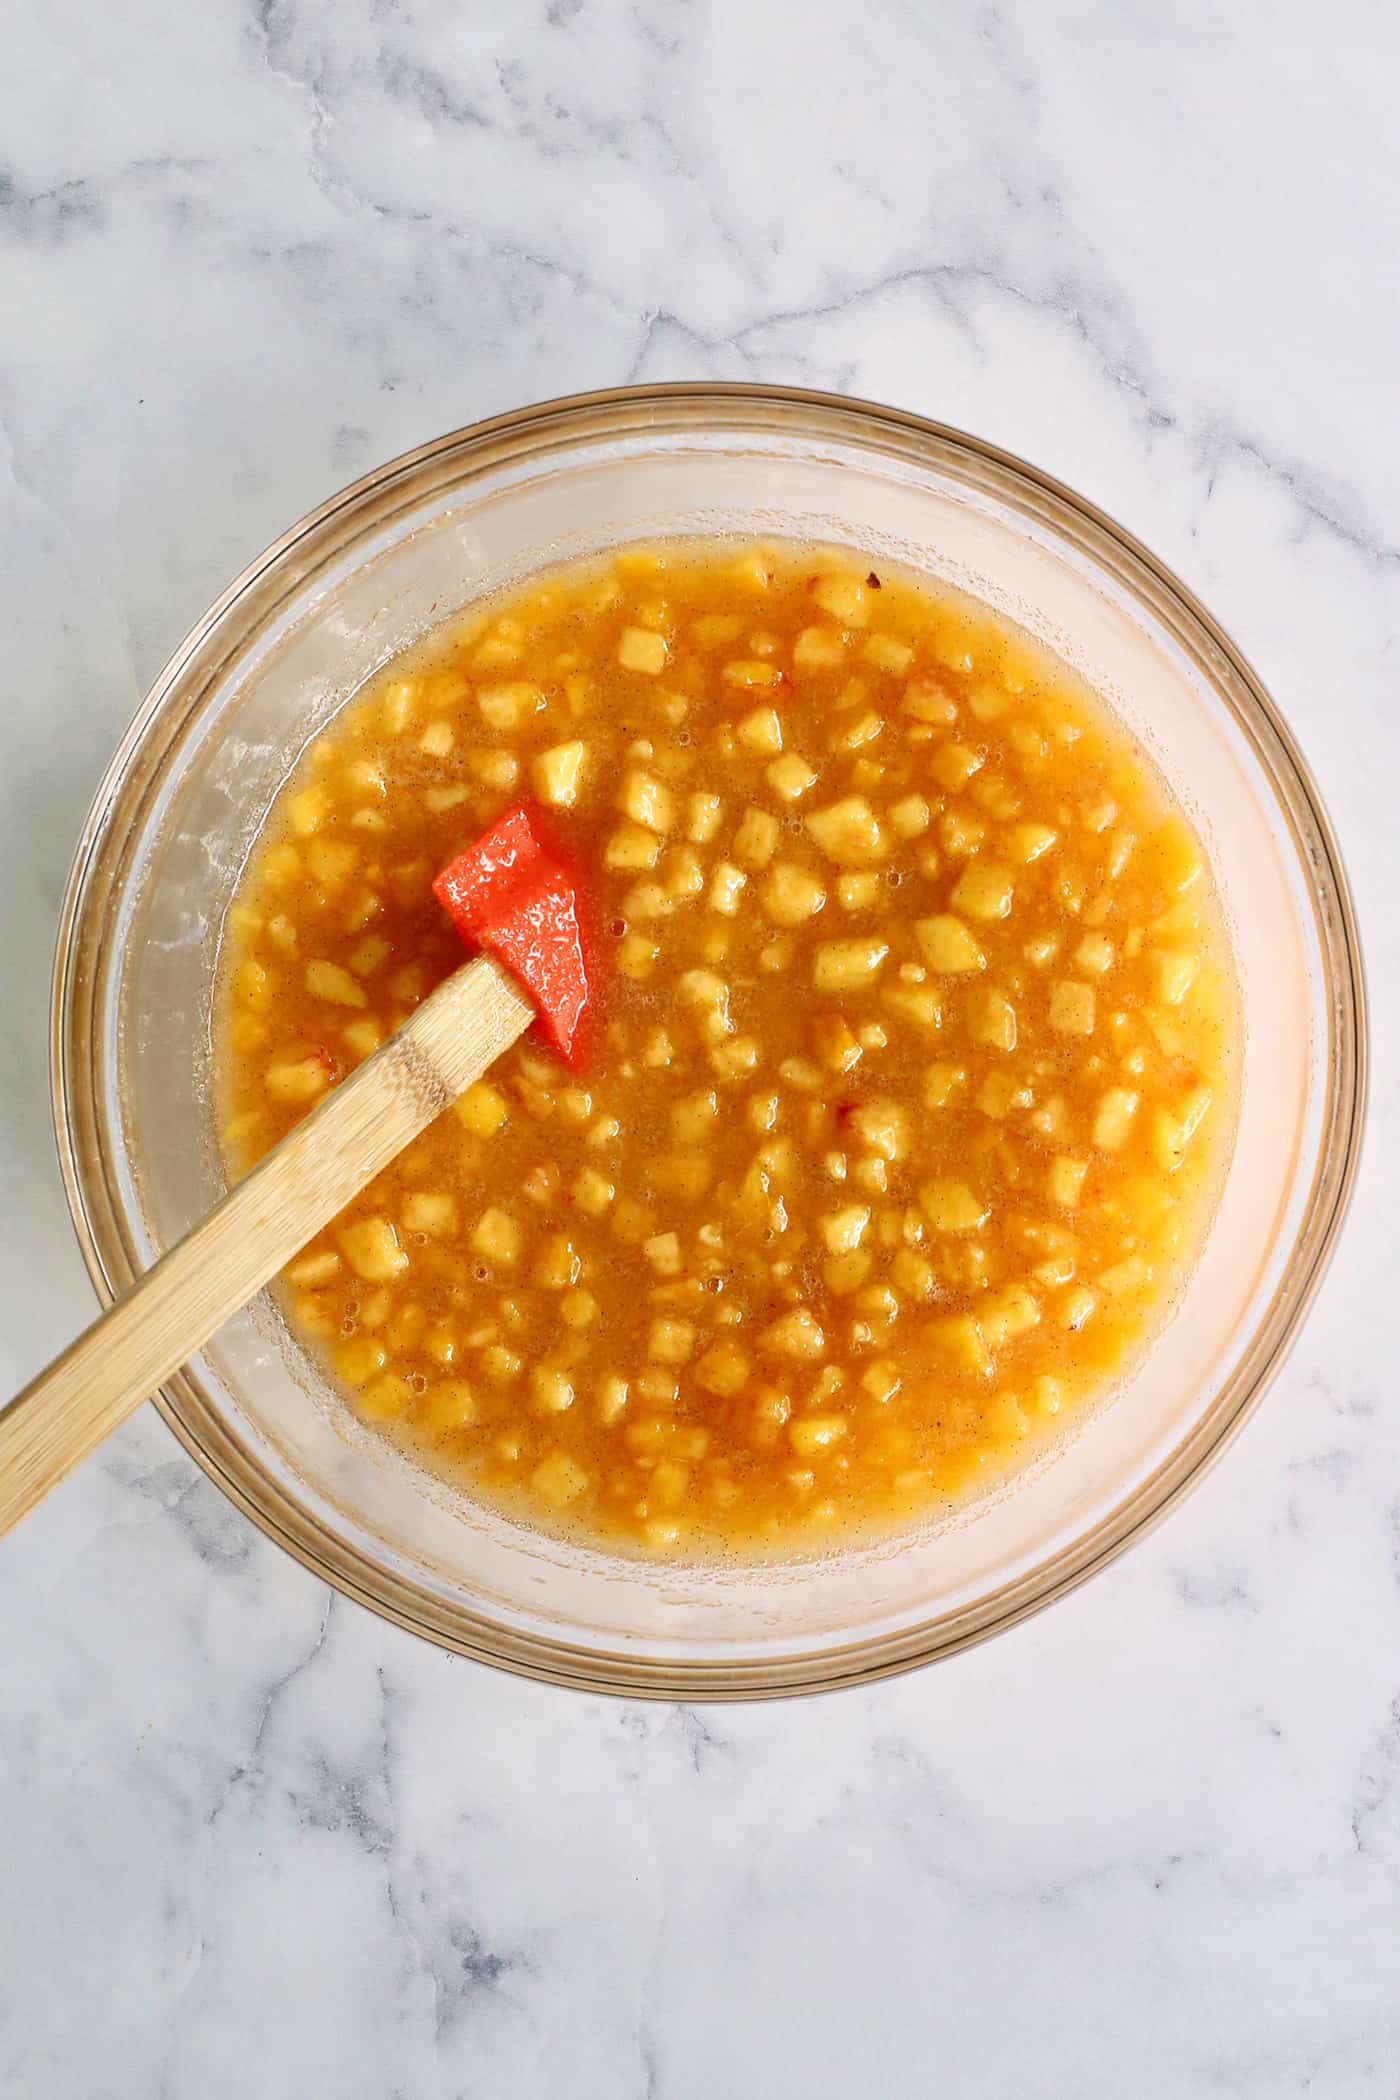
[1,2,1397,2092]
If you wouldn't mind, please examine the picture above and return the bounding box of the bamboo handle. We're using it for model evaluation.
[0,955,533,1535]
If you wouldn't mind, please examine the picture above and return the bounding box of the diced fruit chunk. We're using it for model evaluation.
[1149,816,1204,894]
[1049,1157,1088,1208]
[722,658,782,688]
[811,572,869,624]
[763,863,827,925]
[951,863,1014,921]
[737,705,783,755]
[931,1314,992,1375]
[794,625,847,671]
[819,1205,870,1254]
[688,791,723,842]
[531,1451,589,1505]
[921,1180,990,1234]
[531,1365,576,1414]
[924,1062,966,1108]
[929,742,982,791]
[1092,1088,1140,1152]
[532,740,587,808]
[1049,980,1096,1036]
[648,1317,696,1365]
[1152,1086,1213,1172]
[305,959,367,1008]
[287,787,327,836]
[572,1167,615,1215]
[790,1416,848,1456]
[847,1100,910,1161]
[617,626,668,675]
[805,797,888,863]
[1150,949,1200,1006]
[980,1285,1040,1347]
[265,1054,329,1102]
[617,931,658,979]
[457,1081,509,1137]
[968,987,1017,1051]
[1006,823,1058,864]
[472,1207,522,1264]
[767,753,818,801]
[761,1308,826,1360]
[339,1218,409,1282]
[734,807,781,869]
[889,794,930,839]
[402,1193,458,1237]
[478,682,544,729]
[696,1341,750,1398]
[915,915,985,973]
[619,770,673,831]
[709,861,746,915]
[813,939,889,992]
[863,634,913,673]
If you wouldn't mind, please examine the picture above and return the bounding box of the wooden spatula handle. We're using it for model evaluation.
[0,955,533,1535]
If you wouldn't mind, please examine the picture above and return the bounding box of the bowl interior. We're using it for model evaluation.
[58,395,1356,1692]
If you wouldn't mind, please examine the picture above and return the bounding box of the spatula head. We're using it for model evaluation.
[434,803,591,1066]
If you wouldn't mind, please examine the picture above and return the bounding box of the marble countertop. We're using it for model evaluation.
[2,3,1397,2094]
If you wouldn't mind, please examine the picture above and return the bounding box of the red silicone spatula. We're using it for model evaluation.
[0,804,589,1534]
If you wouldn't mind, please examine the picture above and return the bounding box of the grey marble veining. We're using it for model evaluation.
[1,3,1397,2095]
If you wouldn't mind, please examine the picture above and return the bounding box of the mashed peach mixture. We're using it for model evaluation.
[217,541,1237,1555]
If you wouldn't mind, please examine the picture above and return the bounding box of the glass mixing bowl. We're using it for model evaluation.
[50,385,1365,1697]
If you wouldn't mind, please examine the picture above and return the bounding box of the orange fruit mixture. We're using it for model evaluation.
[217,540,1237,1555]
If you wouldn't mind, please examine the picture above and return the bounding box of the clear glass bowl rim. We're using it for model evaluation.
[48,382,1368,1698]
